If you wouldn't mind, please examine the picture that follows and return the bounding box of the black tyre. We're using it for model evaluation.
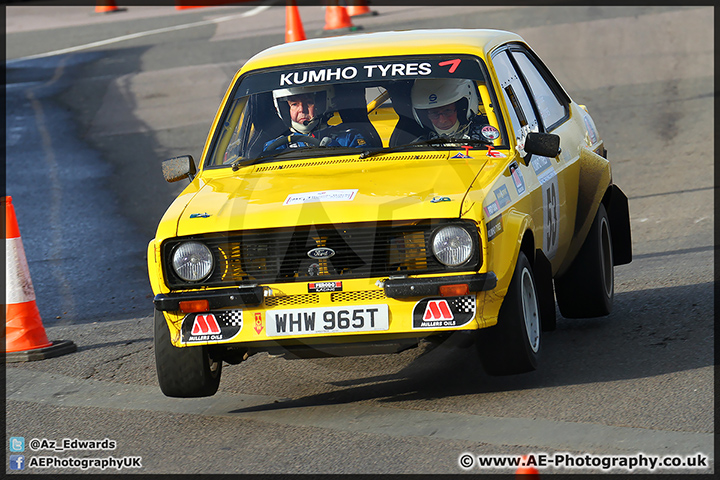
[555,203,614,318]
[154,309,222,398]
[477,251,540,375]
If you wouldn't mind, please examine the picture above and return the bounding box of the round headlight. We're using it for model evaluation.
[172,241,214,282]
[432,226,474,266]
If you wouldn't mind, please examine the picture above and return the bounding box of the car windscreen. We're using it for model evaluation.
[206,54,508,168]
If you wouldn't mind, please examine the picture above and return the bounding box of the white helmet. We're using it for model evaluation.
[272,85,335,134]
[411,78,479,130]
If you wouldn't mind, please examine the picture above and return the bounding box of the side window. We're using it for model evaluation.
[491,50,539,143]
[511,50,567,131]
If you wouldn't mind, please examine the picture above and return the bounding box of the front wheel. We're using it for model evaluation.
[476,251,540,375]
[154,309,222,398]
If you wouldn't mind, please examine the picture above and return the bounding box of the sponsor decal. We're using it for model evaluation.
[451,152,472,159]
[181,311,243,344]
[412,296,476,329]
[308,281,343,293]
[307,247,335,259]
[431,196,452,203]
[279,63,433,86]
[481,125,500,141]
[509,161,526,195]
[483,185,511,216]
[438,59,462,73]
[254,312,264,335]
[284,189,358,206]
[487,214,503,241]
[530,155,552,175]
[189,212,211,218]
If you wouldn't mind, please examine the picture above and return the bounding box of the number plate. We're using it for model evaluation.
[265,304,389,337]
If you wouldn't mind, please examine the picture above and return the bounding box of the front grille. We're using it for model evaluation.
[331,290,386,302]
[263,290,386,307]
[265,294,320,307]
[163,220,480,289]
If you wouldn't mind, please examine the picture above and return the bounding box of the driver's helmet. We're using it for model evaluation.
[272,85,335,134]
[411,78,479,132]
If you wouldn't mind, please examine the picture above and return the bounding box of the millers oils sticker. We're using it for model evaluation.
[181,310,243,344]
[412,296,476,329]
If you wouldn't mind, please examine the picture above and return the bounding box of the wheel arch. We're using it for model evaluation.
[601,184,633,266]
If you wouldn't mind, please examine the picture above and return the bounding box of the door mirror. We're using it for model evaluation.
[161,155,197,183]
[524,132,561,158]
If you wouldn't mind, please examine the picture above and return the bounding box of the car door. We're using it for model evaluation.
[490,45,577,267]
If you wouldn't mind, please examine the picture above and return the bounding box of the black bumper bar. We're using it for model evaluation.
[154,286,264,312]
[383,272,497,299]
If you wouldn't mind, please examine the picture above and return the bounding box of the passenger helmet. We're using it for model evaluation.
[272,85,335,134]
[411,78,479,130]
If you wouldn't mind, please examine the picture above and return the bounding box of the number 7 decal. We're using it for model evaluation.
[439,59,461,73]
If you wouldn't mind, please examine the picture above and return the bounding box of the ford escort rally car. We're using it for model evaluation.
[147,29,632,397]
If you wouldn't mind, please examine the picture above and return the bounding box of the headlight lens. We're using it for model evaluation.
[172,241,213,282]
[432,225,474,266]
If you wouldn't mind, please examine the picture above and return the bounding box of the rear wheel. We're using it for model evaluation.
[154,309,222,398]
[555,203,614,318]
[477,251,540,375]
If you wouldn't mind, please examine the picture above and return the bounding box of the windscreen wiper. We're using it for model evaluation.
[231,146,363,171]
[359,137,492,160]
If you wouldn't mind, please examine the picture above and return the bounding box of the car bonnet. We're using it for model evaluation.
[175,156,487,236]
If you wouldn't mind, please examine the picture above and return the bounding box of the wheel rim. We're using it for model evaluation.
[208,354,221,377]
[599,216,614,298]
[520,267,540,353]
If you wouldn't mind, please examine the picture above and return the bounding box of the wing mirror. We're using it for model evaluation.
[161,155,197,183]
[523,132,561,162]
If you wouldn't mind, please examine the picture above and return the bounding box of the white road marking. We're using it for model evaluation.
[7,4,273,63]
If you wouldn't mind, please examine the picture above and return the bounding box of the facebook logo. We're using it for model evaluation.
[10,455,25,470]
[10,436,25,452]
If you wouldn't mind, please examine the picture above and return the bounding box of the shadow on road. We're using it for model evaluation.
[229,281,712,413]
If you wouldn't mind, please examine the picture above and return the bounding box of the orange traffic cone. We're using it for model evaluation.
[4,197,76,362]
[516,455,540,478]
[285,1,306,43]
[346,1,378,17]
[322,2,361,34]
[95,1,123,14]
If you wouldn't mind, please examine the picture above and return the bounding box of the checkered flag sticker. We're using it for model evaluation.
[450,296,476,314]
[215,310,243,327]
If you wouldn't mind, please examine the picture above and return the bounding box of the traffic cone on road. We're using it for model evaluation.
[285,1,306,43]
[322,2,361,34]
[95,1,123,14]
[4,197,76,362]
[515,455,540,478]
[347,1,378,17]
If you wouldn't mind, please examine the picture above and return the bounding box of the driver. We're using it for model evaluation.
[264,85,368,151]
[410,78,496,143]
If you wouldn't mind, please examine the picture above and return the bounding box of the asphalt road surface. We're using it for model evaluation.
[5,4,714,475]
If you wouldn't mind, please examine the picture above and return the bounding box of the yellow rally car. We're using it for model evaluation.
[148,29,632,397]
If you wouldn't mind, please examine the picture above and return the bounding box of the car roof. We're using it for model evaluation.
[240,29,525,73]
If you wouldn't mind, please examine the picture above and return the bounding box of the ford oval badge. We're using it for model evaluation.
[307,247,335,259]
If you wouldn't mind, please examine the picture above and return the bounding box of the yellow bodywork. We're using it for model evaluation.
[148,29,610,349]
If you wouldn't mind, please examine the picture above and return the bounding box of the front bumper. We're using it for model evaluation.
[384,273,497,298]
[154,273,497,311]
[154,272,499,347]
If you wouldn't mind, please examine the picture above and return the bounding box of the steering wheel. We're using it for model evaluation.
[265,134,322,152]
